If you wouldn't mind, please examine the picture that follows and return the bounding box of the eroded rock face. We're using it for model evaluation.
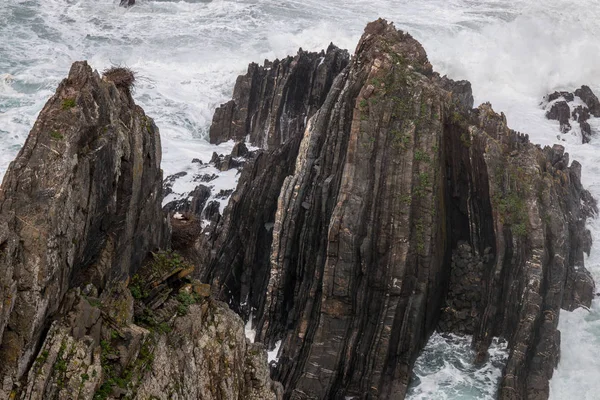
[133,301,281,400]
[0,61,168,396]
[438,242,488,334]
[193,45,349,318]
[199,19,596,400]
[0,62,280,400]
[20,268,282,400]
[209,44,350,148]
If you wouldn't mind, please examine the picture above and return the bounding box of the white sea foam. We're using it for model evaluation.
[2,0,599,398]
[268,340,282,364]
[407,333,508,400]
[244,313,256,343]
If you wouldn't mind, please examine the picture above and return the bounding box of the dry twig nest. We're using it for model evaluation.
[102,66,136,90]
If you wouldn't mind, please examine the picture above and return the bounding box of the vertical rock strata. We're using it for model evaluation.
[201,19,596,400]
[0,62,167,395]
[200,45,349,318]
[0,62,280,399]
[0,19,594,400]
[210,45,350,149]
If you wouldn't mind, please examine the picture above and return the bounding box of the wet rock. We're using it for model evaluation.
[575,85,600,117]
[544,87,600,143]
[163,184,211,216]
[231,141,249,157]
[581,121,592,143]
[120,0,135,7]
[203,200,221,222]
[547,91,574,102]
[215,189,234,199]
[572,105,590,123]
[546,100,572,132]
[163,171,187,197]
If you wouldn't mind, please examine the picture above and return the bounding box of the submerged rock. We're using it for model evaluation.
[198,19,596,400]
[546,100,572,132]
[575,85,600,117]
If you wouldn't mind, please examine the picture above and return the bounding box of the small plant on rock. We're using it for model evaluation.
[61,98,76,109]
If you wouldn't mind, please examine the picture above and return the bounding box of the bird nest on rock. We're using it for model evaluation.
[102,66,136,90]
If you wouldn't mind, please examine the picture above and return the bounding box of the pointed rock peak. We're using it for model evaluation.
[0,60,167,395]
[354,18,432,74]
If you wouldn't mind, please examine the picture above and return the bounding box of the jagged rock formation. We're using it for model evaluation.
[2,18,595,400]
[198,19,596,400]
[0,62,280,399]
[162,142,256,226]
[165,45,349,257]
[0,61,167,397]
[209,44,350,148]
[186,44,350,316]
[19,252,281,400]
[544,86,600,143]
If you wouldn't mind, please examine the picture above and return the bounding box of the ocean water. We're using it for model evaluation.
[1,0,599,398]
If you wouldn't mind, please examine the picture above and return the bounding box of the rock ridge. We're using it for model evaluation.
[199,19,596,400]
[0,62,280,400]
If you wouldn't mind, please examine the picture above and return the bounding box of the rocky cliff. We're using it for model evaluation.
[0,62,280,399]
[1,18,595,400]
[198,19,596,400]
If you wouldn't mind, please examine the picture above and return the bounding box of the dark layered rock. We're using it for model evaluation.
[193,45,349,319]
[120,0,135,7]
[438,242,488,334]
[546,91,574,103]
[199,19,596,400]
[209,44,349,148]
[163,140,256,228]
[163,184,211,215]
